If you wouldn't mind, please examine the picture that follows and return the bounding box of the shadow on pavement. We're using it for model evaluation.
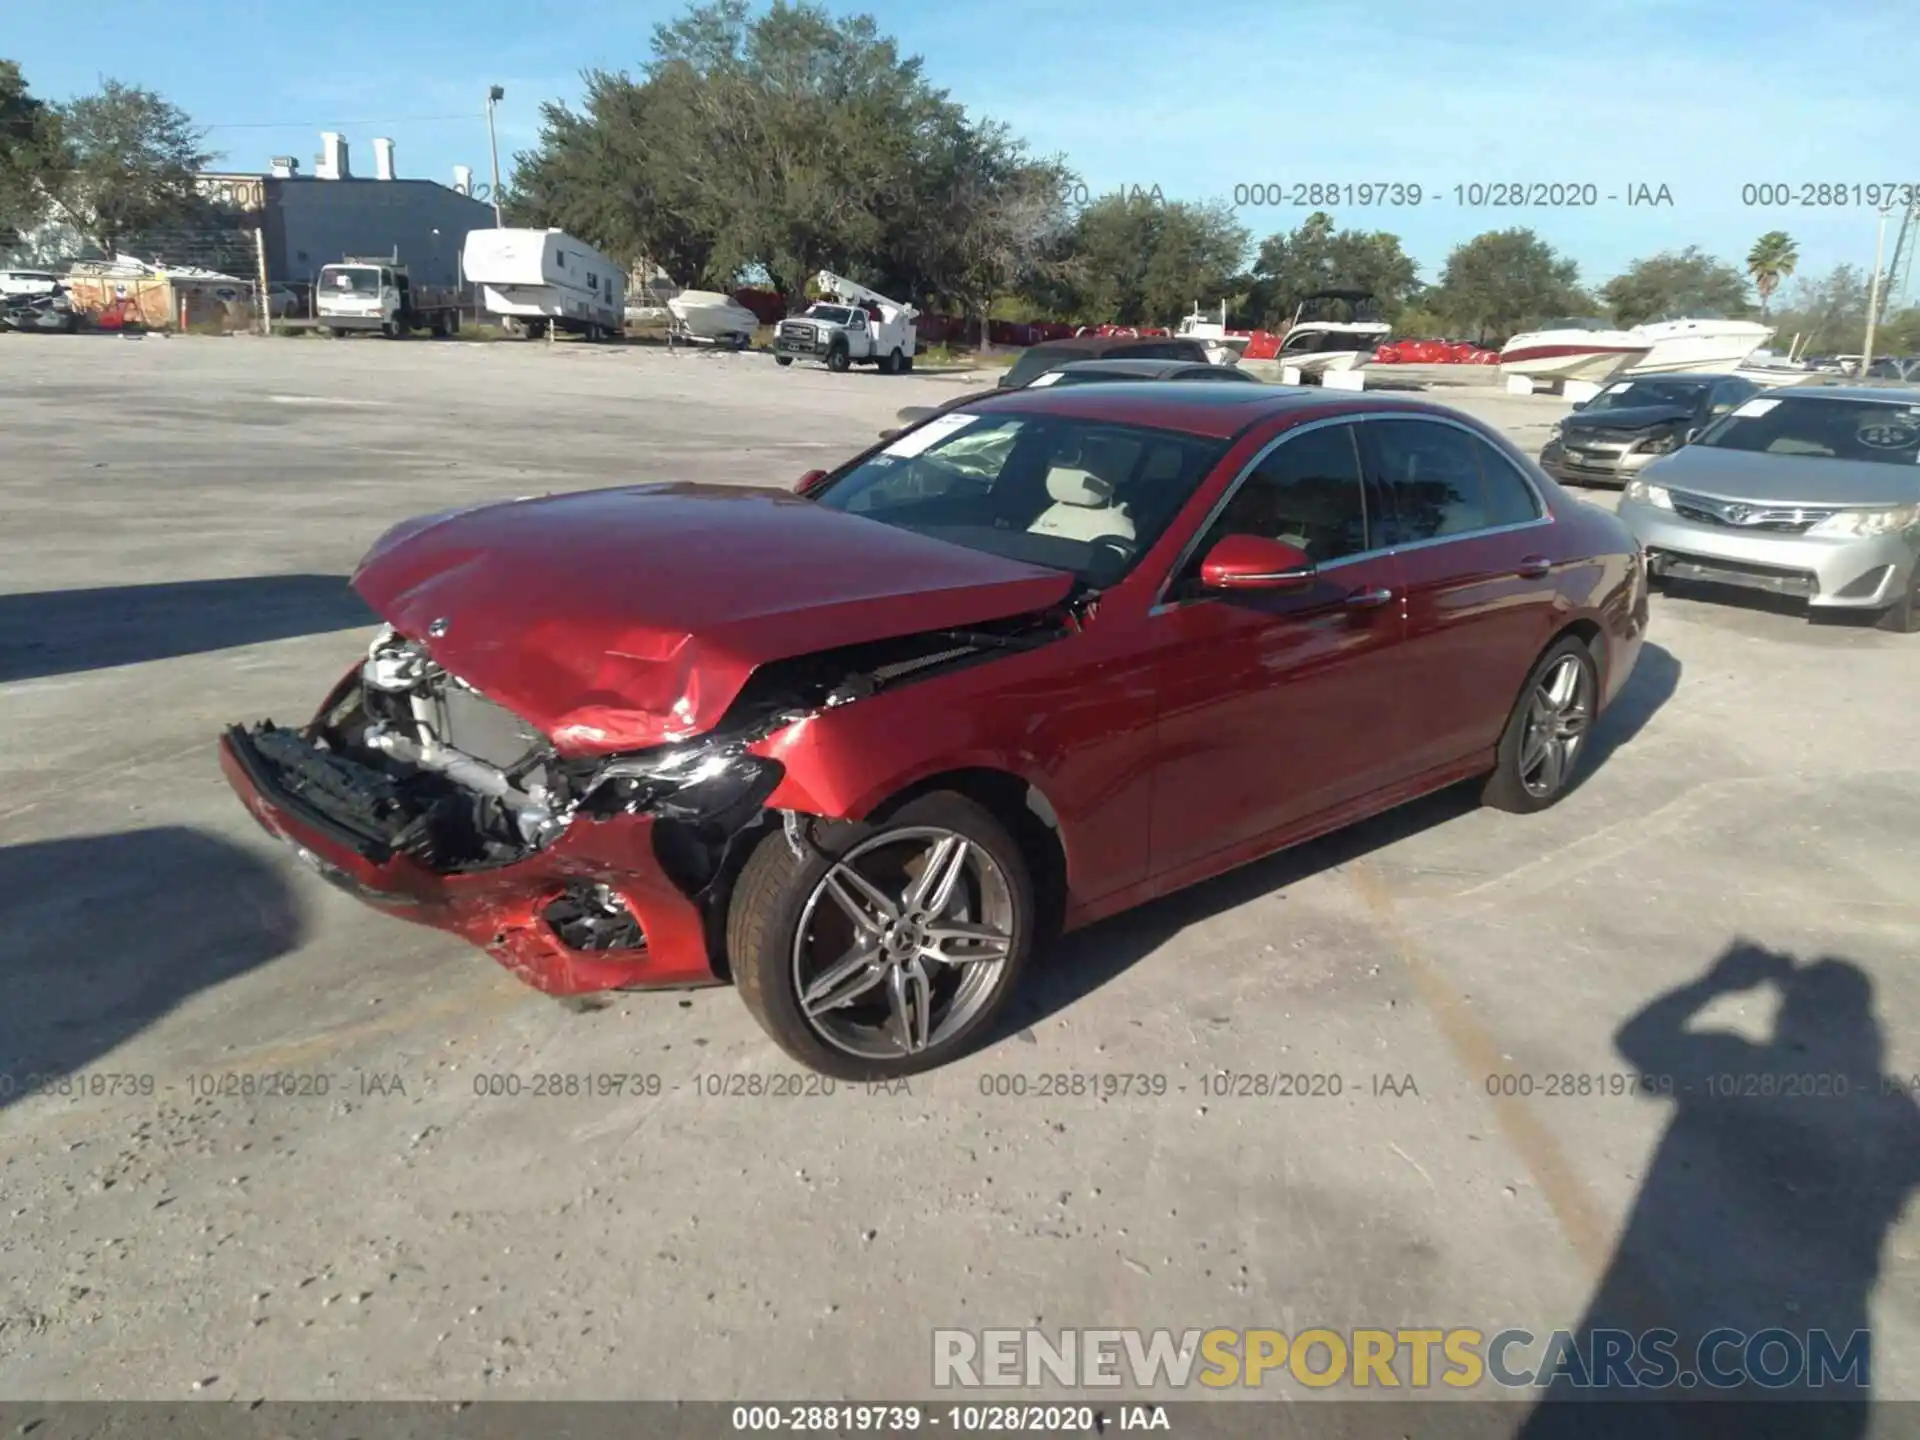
[1517,942,1919,1439]
[1577,639,1681,784]
[0,574,376,681]
[0,827,307,1106]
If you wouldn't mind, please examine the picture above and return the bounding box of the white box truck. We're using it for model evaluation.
[315,256,462,337]
[463,228,625,340]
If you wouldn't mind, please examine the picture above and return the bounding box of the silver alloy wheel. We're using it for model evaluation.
[790,826,1016,1060]
[1519,654,1593,798]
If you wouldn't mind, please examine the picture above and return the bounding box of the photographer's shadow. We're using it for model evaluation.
[1520,943,1920,1439]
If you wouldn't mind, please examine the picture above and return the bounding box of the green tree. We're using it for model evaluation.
[43,79,210,257]
[0,61,62,251]
[1244,211,1420,328]
[511,0,1051,310]
[1766,263,1872,355]
[1053,192,1247,326]
[887,116,1075,346]
[1745,231,1798,316]
[1429,229,1586,344]
[508,71,719,286]
[1600,245,1752,325]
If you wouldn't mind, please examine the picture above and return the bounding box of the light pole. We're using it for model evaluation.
[485,85,505,227]
[1863,206,1890,374]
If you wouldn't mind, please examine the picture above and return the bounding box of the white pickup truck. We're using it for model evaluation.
[773,271,917,374]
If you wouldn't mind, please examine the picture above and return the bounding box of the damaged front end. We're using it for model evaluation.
[221,607,1071,996]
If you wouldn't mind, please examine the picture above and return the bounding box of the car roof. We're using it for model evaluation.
[1771,384,1920,404]
[1052,358,1233,377]
[1026,334,1205,355]
[960,381,1453,440]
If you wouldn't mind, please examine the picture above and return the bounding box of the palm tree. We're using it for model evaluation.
[1746,231,1798,316]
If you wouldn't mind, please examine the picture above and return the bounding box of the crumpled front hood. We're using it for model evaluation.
[351,483,1076,757]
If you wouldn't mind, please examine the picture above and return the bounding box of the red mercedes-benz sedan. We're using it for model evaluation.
[221,382,1648,1078]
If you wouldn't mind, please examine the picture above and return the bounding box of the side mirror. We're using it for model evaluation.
[877,428,901,440]
[1198,534,1315,592]
[795,469,828,495]
[1569,399,1588,411]
[1684,426,1702,443]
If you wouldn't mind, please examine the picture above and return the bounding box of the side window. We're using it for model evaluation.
[1364,420,1490,543]
[1190,423,1369,569]
[1127,343,1177,360]
[1470,435,1545,528]
[1712,380,1755,414]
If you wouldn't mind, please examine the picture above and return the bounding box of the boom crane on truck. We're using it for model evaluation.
[773,271,919,374]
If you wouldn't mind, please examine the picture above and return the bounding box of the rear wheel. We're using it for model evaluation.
[775,355,794,367]
[901,353,914,372]
[1481,636,1598,813]
[881,347,903,374]
[728,793,1034,1080]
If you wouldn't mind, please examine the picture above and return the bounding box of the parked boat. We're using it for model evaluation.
[1624,316,1773,376]
[1278,290,1391,375]
[665,289,760,346]
[1499,318,1652,383]
[1175,301,1251,365]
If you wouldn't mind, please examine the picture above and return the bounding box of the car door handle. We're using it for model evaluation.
[1345,586,1395,608]
[1516,556,1552,579]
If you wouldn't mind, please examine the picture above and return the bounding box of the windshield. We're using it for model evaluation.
[323,266,383,295]
[811,412,1229,587]
[1582,379,1706,413]
[804,304,857,325]
[1695,395,1920,466]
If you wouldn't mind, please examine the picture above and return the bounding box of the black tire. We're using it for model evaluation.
[1875,568,1919,633]
[826,344,851,374]
[728,792,1035,1080]
[901,353,914,372]
[1481,635,1599,814]
[448,310,461,335]
[881,347,903,375]
[775,355,794,367]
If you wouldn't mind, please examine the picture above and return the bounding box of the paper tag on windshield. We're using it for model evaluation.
[881,412,980,457]
[1732,397,1780,418]
[1029,370,1066,387]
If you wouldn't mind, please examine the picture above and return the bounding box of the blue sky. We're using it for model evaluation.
[12,0,1918,296]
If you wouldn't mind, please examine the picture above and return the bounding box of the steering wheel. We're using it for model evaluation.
[1084,534,1138,584]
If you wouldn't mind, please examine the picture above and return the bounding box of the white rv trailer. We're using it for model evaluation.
[462,228,625,339]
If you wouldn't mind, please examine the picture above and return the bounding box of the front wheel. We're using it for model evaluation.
[1481,636,1598,813]
[728,792,1034,1080]
[1875,568,1919,633]
[775,355,794,367]
[826,345,851,373]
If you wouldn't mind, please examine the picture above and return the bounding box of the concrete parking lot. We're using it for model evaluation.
[2,335,1916,1412]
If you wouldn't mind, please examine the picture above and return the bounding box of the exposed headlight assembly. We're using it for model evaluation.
[1623,479,1674,509]
[580,737,785,822]
[1809,503,1920,538]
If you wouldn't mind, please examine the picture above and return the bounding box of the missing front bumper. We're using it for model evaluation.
[219,726,723,995]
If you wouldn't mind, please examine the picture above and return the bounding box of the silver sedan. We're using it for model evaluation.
[1617,386,1920,632]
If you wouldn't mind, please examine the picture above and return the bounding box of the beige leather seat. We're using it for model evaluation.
[1029,465,1137,544]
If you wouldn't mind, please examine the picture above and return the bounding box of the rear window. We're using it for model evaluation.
[1696,395,1920,466]
[1002,347,1095,389]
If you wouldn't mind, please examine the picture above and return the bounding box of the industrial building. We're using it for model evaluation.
[198,132,495,290]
